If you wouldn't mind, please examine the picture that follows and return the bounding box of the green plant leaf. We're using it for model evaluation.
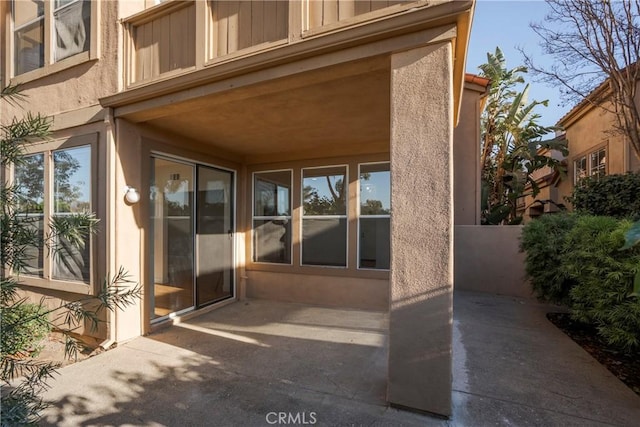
[621,221,640,250]
[631,269,640,298]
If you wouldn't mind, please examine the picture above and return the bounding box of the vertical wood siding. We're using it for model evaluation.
[308,0,406,28]
[132,4,196,83]
[210,1,289,59]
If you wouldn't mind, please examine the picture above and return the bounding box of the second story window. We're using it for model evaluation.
[13,0,91,77]
[574,146,607,185]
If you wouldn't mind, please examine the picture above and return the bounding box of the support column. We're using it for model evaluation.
[388,42,454,417]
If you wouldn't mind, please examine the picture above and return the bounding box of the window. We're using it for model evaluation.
[13,144,93,283]
[590,147,606,178]
[12,0,91,77]
[301,166,347,267]
[358,163,390,270]
[574,147,606,184]
[253,171,292,264]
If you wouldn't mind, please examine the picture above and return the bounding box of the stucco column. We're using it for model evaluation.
[388,42,453,416]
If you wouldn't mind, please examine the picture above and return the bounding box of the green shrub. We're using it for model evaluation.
[562,216,640,352]
[1,302,50,358]
[520,213,578,304]
[567,173,640,219]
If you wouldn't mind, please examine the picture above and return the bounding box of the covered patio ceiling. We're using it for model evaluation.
[115,56,391,163]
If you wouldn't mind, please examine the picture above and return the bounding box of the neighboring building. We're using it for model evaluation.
[556,80,640,204]
[516,138,567,222]
[1,0,479,416]
[518,76,640,221]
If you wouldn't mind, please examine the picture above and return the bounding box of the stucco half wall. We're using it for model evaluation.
[454,225,532,298]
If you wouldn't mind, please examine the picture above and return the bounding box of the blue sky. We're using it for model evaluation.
[467,0,571,127]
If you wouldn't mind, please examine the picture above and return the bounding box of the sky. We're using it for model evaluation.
[467,0,571,127]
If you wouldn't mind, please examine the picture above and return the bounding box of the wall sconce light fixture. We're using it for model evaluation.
[124,186,140,204]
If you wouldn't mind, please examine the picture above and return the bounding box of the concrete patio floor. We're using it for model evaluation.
[40,291,640,426]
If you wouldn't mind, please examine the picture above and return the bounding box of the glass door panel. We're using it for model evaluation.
[196,166,234,306]
[150,158,195,320]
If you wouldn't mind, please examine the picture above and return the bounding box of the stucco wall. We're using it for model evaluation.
[246,271,388,311]
[454,225,531,298]
[1,1,119,122]
[560,91,640,205]
[453,83,483,225]
[388,42,453,416]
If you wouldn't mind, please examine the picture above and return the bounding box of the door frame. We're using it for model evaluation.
[148,151,237,324]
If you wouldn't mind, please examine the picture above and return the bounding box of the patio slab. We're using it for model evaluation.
[39,292,640,426]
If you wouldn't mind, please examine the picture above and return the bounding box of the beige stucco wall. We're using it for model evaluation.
[388,42,453,416]
[454,225,531,298]
[453,83,484,225]
[246,272,388,311]
[560,91,640,205]
[1,1,119,121]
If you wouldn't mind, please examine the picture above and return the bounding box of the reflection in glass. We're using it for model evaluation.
[303,167,346,215]
[253,171,291,264]
[302,166,347,267]
[197,166,234,306]
[15,20,44,75]
[359,218,390,269]
[302,218,347,266]
[14,154,45,277]
[52,145,91,282]
[54,0,91,62]
[359,163,390,270]
[150,158,194,319]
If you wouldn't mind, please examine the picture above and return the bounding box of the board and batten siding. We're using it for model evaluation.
[132,3,196,83]
[308,0,407,28]
[210,1,289,58]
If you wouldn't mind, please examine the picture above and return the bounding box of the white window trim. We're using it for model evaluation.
[6,0,99,86]
[573,146,607,185]
[252,169,294,266]
[300,164,349,269]
[357,162,390,271]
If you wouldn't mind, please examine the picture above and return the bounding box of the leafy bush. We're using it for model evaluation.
[567,173,640,219]
[520,213,578,304]
[562,216,640,352]
[0,302,50,358]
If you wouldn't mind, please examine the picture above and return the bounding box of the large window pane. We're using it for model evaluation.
[303,167,347,215]
[150,158,195,319]
[302,218,347,267]
[360,164,390,215]
[253,171,292,264]
[254,220,291,263]
[52,146,91,282]
[255,171,291,217]
[14,154,45,277]
[14,0,44,27]
[359,218,390,269]
[15,19,44,75]
[359,163,390,270]
[302,166,347,267]
[54,0,90,62]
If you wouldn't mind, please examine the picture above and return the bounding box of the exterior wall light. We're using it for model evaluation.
[124,186,140,204]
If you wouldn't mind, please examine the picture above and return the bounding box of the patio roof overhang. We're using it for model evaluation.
[100,1,473,163]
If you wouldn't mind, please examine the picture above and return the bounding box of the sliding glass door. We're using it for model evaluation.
[150,157,234,321]
[196,166,234,306]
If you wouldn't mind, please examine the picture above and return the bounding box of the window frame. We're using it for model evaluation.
[357,161,390,271]
[252,169,294,266]
[10,133,98,294]
[573,144,608,185]
[300,164,349,269]
[7,0,99,85]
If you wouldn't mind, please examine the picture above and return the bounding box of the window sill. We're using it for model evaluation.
[16,275,94,296]
[10,51,95,86]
